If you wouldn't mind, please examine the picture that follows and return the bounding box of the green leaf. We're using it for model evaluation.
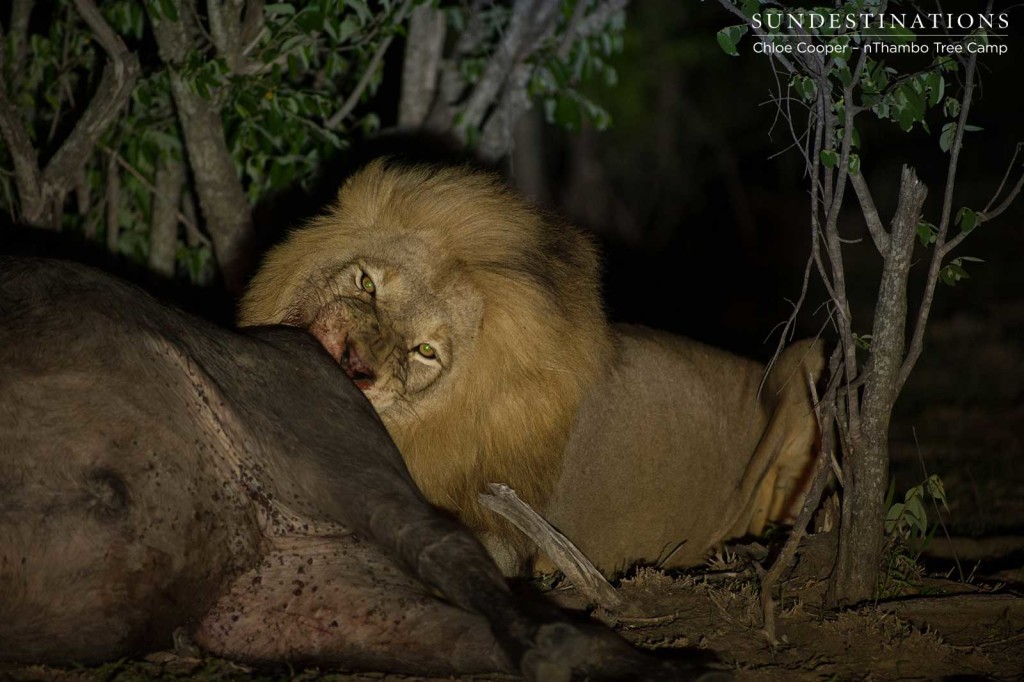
[159,0,179,22]
[884,24,915,45]
[295,8,325,31]
[924,475,949,511]
[820,149,839,168]
[793,75,816,102]
[848,153,861,175]
[903,495,927,536]
[337,16,359,43]
[947,262,969,279]
[943,97,961,119]
[445,6,466,32]
[348,0,372,25]
[916,220,937,247]
[940,260,972,286]
[898,83,925,129]
[926,70,944,107]
[360,112,380,135]
[147,130,181,153]
[265,3,296,16]
[885,502,905,534]
[939,122,956,152]
[552,94,583,132]
[716,24,748,57]
[603,65,619,88]
[193,75,210,100]
[831,39,851,67]
[956,207,978,233]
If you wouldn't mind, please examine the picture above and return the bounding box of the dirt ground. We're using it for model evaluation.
[5,552,1022,682]
[4,307,1022,682]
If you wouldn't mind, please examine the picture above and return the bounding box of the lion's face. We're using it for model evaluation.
[279,235,485,422]
[239,160,610,544]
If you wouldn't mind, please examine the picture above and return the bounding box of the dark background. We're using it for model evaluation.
[509,0,1023,537]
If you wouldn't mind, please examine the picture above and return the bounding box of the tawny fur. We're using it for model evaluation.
[240,160,824,576]
[240,161,610,553]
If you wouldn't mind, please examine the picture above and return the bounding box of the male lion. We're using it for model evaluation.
[240,159,824,576]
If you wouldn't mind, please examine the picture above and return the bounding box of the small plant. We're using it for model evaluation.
[712,0,1022,607]
[878,474,949,598]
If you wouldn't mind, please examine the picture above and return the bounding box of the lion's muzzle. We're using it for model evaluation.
[340,339,376,390]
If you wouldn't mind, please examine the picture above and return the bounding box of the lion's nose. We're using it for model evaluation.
[341,339,376,390]
[309,324,345,364]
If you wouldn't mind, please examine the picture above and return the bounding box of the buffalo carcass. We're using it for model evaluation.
[0,258,710,680]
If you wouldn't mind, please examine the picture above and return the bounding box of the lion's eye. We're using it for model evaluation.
[415,343,437,359]
[359,273,376,295]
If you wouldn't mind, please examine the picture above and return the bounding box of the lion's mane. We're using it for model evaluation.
[239,160,611,544]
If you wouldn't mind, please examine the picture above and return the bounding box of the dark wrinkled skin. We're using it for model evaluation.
[0,259,718,681]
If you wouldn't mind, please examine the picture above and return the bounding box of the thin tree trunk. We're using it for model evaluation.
[150,2,254,293]
[511,109,548,205]
[105,152,120,253]
[829,167,928,606]
[148,156,186,278]
[168,70,253,292]
[398,4,446,129]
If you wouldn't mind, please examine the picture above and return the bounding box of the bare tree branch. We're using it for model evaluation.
[327,0,415,129]
[0,0,139,228]
[478,0,628,160]
[478,63,532,160]
[849,170,890,254]
[460,0,560,133]
[149,155,187,278]
[7,0,33,86]
[43,0,141,193]
[102,144,198,235]
[398,3,447,128]
[759,220,817,398]
[761,372,832,644]
[207,0,267,76]
[821,51,871,438]
[181,189,211,248]
[208,0,246,71]
[713,0,797,74]
[806,87,840,307]
[830,166,927,607]
[0,41,45,223]
[151,0,254,292]
[898,51,978,392]
[428,0,490,130]
[977,168,1024,224]
[74,164,90,216]
[240,0,264,47]
[105,150,121,253]
[942,167,1023,257]
[981,142,1022,215]
[568,0,629,51]
[556,0,589,61]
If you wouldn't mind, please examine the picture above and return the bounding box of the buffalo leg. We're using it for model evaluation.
[194,534,512,676]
